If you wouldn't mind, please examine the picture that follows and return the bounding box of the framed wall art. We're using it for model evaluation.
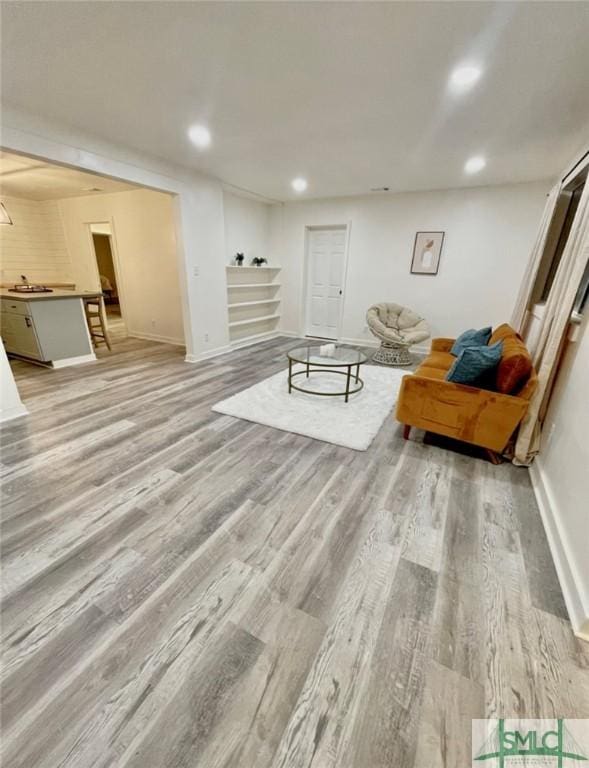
[411,231,445,275]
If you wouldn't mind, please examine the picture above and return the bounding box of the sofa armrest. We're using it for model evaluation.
[431,337,455,353]
[395,374,529,452]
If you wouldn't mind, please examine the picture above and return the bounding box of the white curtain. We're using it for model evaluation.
[514,180,589,465]
[511,183,561,332]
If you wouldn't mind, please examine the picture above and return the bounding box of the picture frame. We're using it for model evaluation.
[410,231,445,275]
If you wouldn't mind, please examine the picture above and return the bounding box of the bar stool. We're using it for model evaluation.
[84,295,112,351]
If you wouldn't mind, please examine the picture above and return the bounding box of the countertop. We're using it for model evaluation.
[0,289,102,302]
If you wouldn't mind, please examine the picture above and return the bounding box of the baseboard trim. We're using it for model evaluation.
[185,344,232,363]
[230,331,282,351]
[339,337,430,356]
[51,353,96,368]
[340,336,379,349]
[529,460,589,642]
[128,331,185,347]
[185,332,427,364]
[185,331,302,364]
[0,403,29,423]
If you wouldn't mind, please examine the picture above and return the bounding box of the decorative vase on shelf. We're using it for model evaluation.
[251,257,268,267]
[235,252,245,266]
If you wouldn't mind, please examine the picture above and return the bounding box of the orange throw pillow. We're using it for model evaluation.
[490,325,532,394]
[489,323,519,345]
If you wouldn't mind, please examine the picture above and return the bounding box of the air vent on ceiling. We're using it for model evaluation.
[370,186,390,192]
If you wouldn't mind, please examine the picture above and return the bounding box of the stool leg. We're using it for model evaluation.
[98,297,112,351]
[84,297,112,351]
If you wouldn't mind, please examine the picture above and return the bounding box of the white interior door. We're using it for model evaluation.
[305,227,346,339]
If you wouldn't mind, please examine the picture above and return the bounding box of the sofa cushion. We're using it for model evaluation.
[422,351,455,370]
[451,326,493,356]
[415,365,447,380]
[446,341,503,386]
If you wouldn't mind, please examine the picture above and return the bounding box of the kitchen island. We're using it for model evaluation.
[0,289,102,367]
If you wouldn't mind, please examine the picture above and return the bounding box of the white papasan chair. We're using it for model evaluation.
[366,302,430,366]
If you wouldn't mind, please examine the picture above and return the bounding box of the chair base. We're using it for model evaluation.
[372,342,412,366]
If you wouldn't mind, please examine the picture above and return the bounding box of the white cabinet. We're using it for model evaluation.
[1,303,43,360]
[0,296,94,364]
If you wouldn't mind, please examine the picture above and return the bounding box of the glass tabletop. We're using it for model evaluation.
[287,344,367,367]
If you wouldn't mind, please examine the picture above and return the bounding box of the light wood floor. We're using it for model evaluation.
[1,335,588,768]
[105,306,127,341]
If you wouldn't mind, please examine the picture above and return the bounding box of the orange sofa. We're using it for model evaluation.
[395,324,537,457]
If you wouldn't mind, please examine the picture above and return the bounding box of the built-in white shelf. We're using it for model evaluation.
[227,282,281,289]
[228,299,280,309]
[226,264,281,346]
[226,265,281,271]
[228,314,281,328]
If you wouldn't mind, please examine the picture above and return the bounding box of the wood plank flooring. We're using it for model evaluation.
[1,334,588,768]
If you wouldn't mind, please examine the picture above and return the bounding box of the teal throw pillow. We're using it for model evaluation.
[446,341,503,387]
[451,326,493,356]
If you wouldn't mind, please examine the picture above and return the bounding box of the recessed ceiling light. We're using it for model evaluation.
[464,156,486,174]
[291,177,308,193]
[188,124,212,150]
[449,65,482,93]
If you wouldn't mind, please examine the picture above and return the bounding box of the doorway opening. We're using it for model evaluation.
[89,223,126,340]
[524,161,588,356]
[0,148,187,391]
[303,224,349,340]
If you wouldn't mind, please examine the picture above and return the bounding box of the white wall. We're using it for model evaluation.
[223,191,271,265]
[0,342,28,422]
[532,316,589,639]
[270,181,550,343]
[177,181,228,358]
[0,196,72,284]
[58,188,184,345]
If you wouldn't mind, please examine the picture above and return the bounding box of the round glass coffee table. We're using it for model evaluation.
[287,345,368,402]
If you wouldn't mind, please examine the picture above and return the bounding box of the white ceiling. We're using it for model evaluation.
[0,151,139,200]
[2,2,589,201]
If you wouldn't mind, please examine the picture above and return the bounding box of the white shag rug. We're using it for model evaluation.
[212,364,406,451]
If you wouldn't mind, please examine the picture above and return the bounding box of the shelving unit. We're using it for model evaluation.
[228,299,280,309]
[226,265,281,346]
[228,313,281,327]
[227,282,281,289]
